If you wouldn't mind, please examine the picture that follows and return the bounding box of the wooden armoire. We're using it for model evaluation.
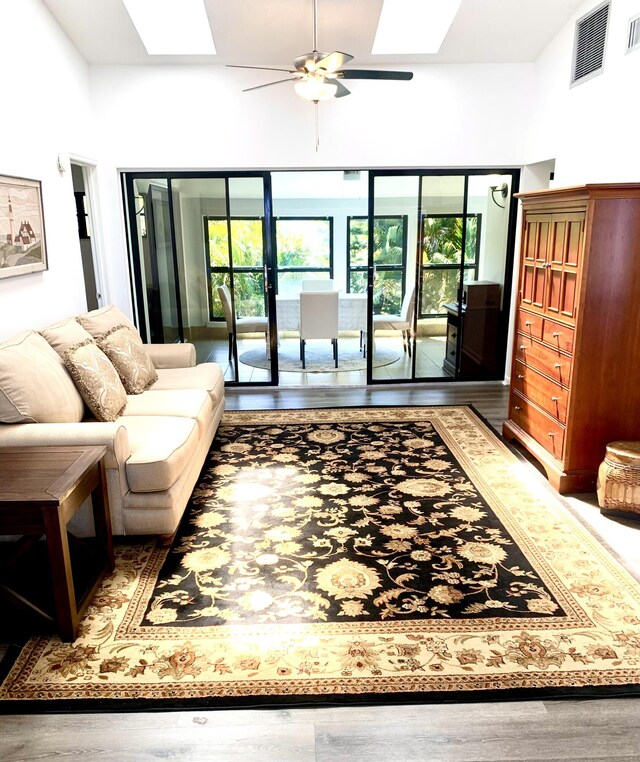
[503,184,640,494]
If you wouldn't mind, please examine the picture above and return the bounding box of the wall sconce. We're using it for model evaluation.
[490,182,509,209]
[57,153,70,174]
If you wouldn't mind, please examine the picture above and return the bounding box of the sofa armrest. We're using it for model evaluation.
[145,343,196,369]
[0,422,130,470]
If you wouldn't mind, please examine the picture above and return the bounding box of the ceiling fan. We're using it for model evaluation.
[227,0,414,103]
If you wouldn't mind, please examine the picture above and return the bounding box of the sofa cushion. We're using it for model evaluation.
[0,331,85,423]
[64,340,127,422]
[121,389,213,437]
[151,363,224,410]
[119,415,199,493]
[77,304,138,342]
[98,325,158,394]
[40,317,94,357]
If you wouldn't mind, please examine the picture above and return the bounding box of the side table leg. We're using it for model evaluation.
[43,505,78,642]
[92,459,115,572]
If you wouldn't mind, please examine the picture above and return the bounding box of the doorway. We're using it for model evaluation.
[123,168,519,387]
[71,162,102,311]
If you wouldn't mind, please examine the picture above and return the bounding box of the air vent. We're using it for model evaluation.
[571,2,609,85]
[628,14,640,53]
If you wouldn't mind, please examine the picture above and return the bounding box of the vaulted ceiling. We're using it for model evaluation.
[42,0,586,66]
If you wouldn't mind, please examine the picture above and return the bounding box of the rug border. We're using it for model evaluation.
[1,681,640,715]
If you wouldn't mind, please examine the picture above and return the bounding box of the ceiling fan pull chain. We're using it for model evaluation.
[315,101,320,152]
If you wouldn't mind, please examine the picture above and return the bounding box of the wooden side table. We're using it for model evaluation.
[0,445,115,641]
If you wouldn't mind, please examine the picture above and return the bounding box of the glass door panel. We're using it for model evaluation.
[419,175,466,378]
[370,175,419,382]
[227,177,273,383]
[131,178,184,344]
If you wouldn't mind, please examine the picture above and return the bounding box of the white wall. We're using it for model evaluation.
[0,0,97,341]
[89,62,532,296]
[525,0,640,185]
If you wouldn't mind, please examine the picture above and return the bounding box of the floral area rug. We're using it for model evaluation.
[2,405,640,712]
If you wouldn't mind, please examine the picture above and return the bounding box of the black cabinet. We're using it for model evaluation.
[443,303,500,378]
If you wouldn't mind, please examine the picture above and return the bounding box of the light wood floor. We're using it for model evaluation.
[2,383,640,762]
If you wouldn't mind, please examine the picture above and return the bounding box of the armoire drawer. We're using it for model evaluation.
[512,360,568,423]
[517,311,544,341]
[510,392,565,460]
[542,318,575,354]
[515,334,572,386]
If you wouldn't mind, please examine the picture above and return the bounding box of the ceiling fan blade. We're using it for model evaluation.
[315,51,354,73]
[327,79,351,98]
[227,64,296,73]
[242,77,300,93]
[339,69,413,81]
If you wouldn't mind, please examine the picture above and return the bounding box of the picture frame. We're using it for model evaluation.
[0,174,48,280]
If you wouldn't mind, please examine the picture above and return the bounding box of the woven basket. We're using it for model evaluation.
[597,441,640,516]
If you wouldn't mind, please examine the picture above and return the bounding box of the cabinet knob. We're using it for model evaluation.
[548,432,555,438]
[551,396,559,402]
[519,345,526,351]
[554,363,562,369]
[514,405,521,411]
[525,321,532,327]
[552,332,559,338]
[517,374,524,379]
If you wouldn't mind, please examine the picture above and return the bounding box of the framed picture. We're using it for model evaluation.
[0,174,47,280]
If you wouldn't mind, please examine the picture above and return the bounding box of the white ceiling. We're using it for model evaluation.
[42,0,586,66]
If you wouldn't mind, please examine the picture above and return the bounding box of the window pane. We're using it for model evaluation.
[230,219,264,267]
[276,219,331,268]
[349,219,368,266]
[421,269,460,316]
[374,271,403,315]
[210,271,228,319]
[207,219,229,268]
[350,269,367,294]
[465,216,478,265]
[348,217,405,267]
[423,216,463,265]
[373,218,404,266]
[232,271,266,317]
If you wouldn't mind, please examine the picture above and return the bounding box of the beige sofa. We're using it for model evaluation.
[0,305,225,537]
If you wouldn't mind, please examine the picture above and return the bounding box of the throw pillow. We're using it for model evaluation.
[76,304,139,342]
[0,331,85,423]
[40,316,95,357]
[64,339,127,422]
[99,324,158,394]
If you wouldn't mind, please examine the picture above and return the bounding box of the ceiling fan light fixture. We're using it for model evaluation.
[294,75,337,102]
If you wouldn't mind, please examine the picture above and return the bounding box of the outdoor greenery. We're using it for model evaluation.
[421,215,479,316]
[206,217,331,318]
[349,217,405,315]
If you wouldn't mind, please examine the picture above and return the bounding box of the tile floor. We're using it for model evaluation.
[194,334,450,386]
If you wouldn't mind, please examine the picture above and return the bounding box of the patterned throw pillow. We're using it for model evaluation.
[98,324,158,394]
[64,340,127,422]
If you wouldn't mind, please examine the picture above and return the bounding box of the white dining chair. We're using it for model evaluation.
[217,285,269,363]
[301,279,334,291]
[299,291,339,369]
[373,286,416,357]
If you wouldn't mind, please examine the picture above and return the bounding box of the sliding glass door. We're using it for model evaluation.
[367,170,519,383]
[124,168,518,388]
[124,172,277,385]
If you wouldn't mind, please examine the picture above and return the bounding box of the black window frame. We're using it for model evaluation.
[204,215,267,322]
[420,212,482,319]
[346,215,408,311]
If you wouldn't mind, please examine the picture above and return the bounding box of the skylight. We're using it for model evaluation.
[372,0,462,55]
[122,0,216,55]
